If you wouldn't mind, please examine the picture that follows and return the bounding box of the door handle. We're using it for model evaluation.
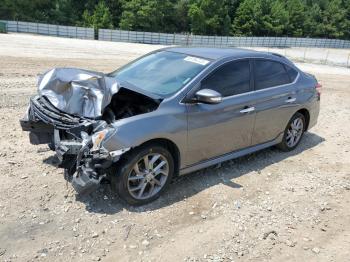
[240,106,255,113]
[285,97,296,103]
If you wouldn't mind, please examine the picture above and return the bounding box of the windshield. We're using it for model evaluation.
[110,51,210,96]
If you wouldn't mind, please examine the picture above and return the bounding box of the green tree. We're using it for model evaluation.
[118,0,138,31]
[119,0,176,32]
[174,0,191,32]
[320,0,347,38]
[232,0,294,37]
[303,3,323,37]
[232,0,263,36]
[51,0,79,25]
[0,0,15,20]
[188,3,206,34]
[188,0,231,35]
[286,0,306,37]
[0,0,55,22]
[82,1,113,29]
[201,0,224,34]
[223,14,232,35]
[232,0,272,36]
[225,0,243,18]
[0,0,349,39]
[268,0,289,35]
[344,0,350,39]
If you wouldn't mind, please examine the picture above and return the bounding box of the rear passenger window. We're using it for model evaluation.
[254,60,290,90]
[285,65,298,82]
[201,60,251,97]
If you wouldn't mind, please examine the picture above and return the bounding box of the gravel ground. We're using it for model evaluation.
[0,34,349,262]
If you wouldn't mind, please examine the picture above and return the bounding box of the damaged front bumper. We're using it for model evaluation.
[20,96,129,195]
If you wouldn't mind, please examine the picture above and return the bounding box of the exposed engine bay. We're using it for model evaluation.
[20,68,161,195]
[103,88,160,124]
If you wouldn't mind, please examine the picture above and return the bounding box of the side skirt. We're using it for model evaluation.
[179,133,283,176]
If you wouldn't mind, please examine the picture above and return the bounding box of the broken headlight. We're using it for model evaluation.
[91,127,116,152]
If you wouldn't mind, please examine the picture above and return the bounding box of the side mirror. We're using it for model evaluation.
[193,89,222,104]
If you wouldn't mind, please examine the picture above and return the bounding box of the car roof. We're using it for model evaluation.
[164,47,274,61]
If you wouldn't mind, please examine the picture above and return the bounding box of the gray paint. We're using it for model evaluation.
[101,47,320,174]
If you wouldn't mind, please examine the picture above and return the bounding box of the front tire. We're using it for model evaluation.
[110,143,174,206]
[277,112,305,152]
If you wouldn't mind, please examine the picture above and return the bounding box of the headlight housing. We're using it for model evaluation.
[91,130,108,151]
[90,127,117,152]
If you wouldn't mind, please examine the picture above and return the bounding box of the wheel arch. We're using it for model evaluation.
[296,108,310,131]
[133,138,181,176]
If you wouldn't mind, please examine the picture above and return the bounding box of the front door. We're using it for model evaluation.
[185,59,256,166]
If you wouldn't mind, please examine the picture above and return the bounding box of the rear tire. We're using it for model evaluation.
[110,143,174,206]
[277,112,305,152]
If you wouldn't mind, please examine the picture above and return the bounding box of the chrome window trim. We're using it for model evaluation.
[179,56,300,104]
[221,71,300,101]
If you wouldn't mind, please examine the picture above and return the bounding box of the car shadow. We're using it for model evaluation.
[42,155,61,167]
[43,132,325,214]
[129,132,325,212]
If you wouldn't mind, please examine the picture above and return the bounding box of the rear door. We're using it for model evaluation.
[186,59,256,165]
[251,59,299,145]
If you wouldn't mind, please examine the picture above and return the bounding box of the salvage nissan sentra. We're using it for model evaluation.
[20,47,320,205]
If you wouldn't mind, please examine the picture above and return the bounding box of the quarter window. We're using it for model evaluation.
[285,65,298,82]
[201,60,251,97]
[254,60,290,90]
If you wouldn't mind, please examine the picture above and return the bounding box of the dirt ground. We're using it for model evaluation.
[0,34,349,262]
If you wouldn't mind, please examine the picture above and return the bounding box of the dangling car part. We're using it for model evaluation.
[20,67,161,196]
[20,48,320,205]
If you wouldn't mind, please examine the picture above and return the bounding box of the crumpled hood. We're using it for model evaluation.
[38,68,120,118]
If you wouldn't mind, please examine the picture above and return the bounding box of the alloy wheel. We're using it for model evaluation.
[286,117,304,148]
[127,153,169,200]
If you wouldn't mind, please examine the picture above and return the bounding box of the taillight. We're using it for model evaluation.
[315,82,321,98]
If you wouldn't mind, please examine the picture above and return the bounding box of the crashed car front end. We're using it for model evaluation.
[20,68,159,195]
[20,95,125,195]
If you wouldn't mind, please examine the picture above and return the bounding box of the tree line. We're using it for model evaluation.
[1,0,349,39]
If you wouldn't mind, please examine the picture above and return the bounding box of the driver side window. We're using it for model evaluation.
[201,60,251,97]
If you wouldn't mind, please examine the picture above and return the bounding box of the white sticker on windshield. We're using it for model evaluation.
[184,56,209,66]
